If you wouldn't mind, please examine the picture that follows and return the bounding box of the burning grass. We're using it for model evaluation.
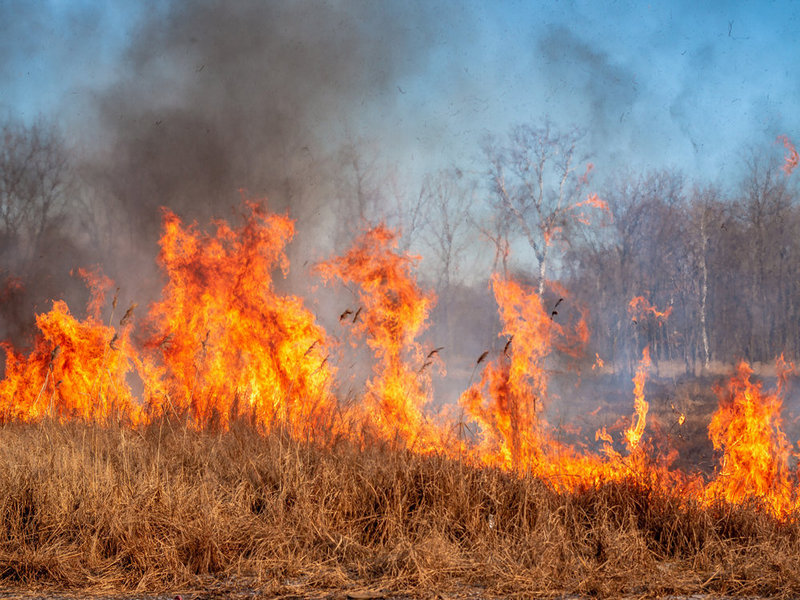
[5,201,800,597]
[2,421,800,598]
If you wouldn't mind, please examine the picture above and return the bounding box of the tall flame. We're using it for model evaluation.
[142,202,335,435]
[705,361,796,516]
[317,225,442,451]
[0,271,141,425]
[778,134,799,176]
[459,275,555,471]
[625,347,651,452]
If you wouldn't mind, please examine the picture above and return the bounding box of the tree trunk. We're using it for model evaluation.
[699,215,711,369]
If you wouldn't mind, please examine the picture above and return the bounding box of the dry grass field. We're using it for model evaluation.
[2,207,800,599]
[2,419,800,599]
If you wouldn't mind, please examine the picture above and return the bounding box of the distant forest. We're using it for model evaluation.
[1,116,798,375]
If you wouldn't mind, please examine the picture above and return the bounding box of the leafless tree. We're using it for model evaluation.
[332,138,432,255]
[420,169,473,294]
[331,138,383,248]
[734,152,795,360]
[474,200,513,279]
[567,169,686,372]
[404,169,474,352]
[0,117,80,346]
[685,185,726,370]
[0,119,72,268]
[482,121,598,294]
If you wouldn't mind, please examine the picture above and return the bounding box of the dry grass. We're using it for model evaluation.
[2,421,800,599]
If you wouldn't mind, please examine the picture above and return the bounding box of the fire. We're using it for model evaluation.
[625,347,651,452]
[628,296,672,322]
[571,193,611,226]
[542,193,609,245]
[778,134,799,176]
[317,225,442,451]
[621,296,669,456]
[457,275,619,488]
[142,203,336,435]
[459,275,557,470]
[2,200,800,519]
[705,361,796,516]
[578,162,594,185]
[0,270,142,425]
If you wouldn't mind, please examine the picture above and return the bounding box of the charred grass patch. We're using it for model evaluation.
[1,421,800,598]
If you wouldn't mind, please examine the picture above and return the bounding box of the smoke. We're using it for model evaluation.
[536,24,639,163]
[89,1,437,240]
[42,0,457,318]
[0,0,461,349]
[4,1,800,376]
[669,43,716,157]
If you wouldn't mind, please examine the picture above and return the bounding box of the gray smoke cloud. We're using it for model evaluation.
[48,0,463,317]
[0,0,460,346]
[89,0,440,245]
[536,24,639,163]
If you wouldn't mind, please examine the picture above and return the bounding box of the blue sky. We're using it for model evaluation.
[383,0,800,182]
[1,0,798,189]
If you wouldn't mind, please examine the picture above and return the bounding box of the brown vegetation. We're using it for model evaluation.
[2,420,800,599]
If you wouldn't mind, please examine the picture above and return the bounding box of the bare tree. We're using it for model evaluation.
[332,138,432,255]
[331,138,383,248]
[567,169,686,372]
[0,117,79,346]
[735,152,795,361]
[420,169,473,294]
[482,121,599,294]
[383,170,431,254]
[413,169,472,349]
[474,198,513,278]
[685,185,726,370]
[0,119,71,268]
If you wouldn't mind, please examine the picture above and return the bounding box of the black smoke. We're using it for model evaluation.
[89,1,438,241]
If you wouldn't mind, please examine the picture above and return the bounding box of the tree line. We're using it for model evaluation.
[1,116,798,374]
[335,120,800,374]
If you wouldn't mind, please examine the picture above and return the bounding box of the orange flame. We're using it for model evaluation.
[544,192,609,245]
[459,275,557,470]
[317,225,442,451]
[578,163,594,185]
[142,202,335,435]
[625,347,651,452]
[2,200,800,519]
[571,193,611,227]
[705,361,796,516]
[0,274,142,425]
[628,296,672,323]
[457,275,622,488]
[778,134,799,176]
